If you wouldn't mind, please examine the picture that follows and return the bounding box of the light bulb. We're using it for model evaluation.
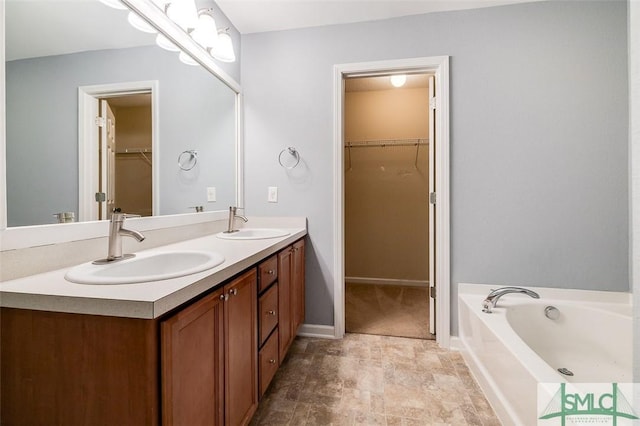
[191,12,218,49]
[179,51,199,66]
[156,34,180,52]
[128,11,157,33]
[98,0,128,10]
[390,74,407,88]
[166,0,199,30]
[211,30,235,63]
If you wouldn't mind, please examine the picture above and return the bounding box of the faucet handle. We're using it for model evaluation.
[111,212,141,222]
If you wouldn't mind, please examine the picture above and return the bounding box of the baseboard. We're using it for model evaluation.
[345,276,429,287]
[449,336,463,351]
[297,323,337,339]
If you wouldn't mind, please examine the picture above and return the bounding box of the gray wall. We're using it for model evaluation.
[6,45,236,226]
[241,1,629,332]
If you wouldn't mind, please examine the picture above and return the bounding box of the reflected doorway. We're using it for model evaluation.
[78,81,159,222]
[97,94,152,220]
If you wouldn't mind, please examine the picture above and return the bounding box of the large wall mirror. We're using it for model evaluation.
[2,0,241,232]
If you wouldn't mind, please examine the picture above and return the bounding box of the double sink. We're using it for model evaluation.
[64,228,290,285]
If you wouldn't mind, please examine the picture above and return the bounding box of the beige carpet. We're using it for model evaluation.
[345,283,434,339]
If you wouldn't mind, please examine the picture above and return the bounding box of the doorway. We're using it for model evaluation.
[78,81,159,222]
[333,56,451,347]
[343,73,433,339]
[98,94,153,220]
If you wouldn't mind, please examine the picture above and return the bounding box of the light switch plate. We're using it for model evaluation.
[207,187,216,202]
[268,186,278,203]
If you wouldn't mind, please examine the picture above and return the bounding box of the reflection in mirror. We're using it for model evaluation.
[5,0,237,227]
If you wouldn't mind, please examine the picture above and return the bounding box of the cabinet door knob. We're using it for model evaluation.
[267,269,274,275]
[269,359,276,364]
[267,310,276,315]
[220,294,229,301]
[229,288,238,296]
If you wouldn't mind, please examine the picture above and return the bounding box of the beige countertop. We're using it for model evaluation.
[0,220,307,319]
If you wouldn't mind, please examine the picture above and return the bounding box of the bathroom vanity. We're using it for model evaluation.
[0,226,306,426]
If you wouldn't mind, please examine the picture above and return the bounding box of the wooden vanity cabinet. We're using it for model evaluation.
[277,239,306,360]
[0,309,160,426]
[161,269,258,426]
[0,238,304,426]
[161,288,225,426]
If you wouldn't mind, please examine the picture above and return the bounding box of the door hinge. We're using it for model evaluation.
[429,192,436,205]
[95,116,106,127]
[429,96,436,110]
[430,286,436,299]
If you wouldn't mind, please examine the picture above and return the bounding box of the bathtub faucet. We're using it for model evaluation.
[481,287,539,313]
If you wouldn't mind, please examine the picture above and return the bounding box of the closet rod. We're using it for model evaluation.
[345,138,428,148]
[115,148,152,154]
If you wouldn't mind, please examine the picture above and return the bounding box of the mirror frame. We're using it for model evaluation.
[0,0,244,250]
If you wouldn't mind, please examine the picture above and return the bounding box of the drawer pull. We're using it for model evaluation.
[267,310,276,315]
[219,294,227,301]
[267,269,275,275]
[229,288,238,296]
[269,359,276,364]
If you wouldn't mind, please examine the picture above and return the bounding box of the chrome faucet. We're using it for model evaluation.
[225,206,248,233]
[481,286,539,313]
[94,213,145,263]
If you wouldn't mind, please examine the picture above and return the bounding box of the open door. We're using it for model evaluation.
[99,100,117,220]
[428,75,436,335]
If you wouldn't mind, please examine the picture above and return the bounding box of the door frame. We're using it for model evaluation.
[78,81,159,222]
[332,56,451,348]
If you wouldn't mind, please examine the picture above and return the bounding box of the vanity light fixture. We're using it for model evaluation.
[98,0,128,10]
[178,51,199,66]
[390,74,407,88]
[155,34,180,51]
[166,0,199,31]
[191,10,219,49]
[99,0,235,63]
[211,29,235,63]
[127,11,157,33]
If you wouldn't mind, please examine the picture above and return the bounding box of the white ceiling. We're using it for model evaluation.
[5,0,155,61]
[215,0,543,34]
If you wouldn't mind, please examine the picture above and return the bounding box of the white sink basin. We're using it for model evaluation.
[65,250,225,285]
[216,228,290,240]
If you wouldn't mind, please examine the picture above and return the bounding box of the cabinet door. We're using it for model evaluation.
[225,269,258,426]
[292,239,306,335]
[277,247,293,360]
[161,289,225,426]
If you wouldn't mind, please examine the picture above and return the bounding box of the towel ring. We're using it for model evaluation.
[278,147,300,169]
[178,150,198,171]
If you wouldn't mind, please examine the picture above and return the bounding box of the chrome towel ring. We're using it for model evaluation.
[178,150,198,171]
[278,147,300,169]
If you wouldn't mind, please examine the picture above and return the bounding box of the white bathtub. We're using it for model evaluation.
[458,283,632,426]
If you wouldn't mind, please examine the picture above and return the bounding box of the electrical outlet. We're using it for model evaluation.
[268,186,278,203]
[206,187,216,202]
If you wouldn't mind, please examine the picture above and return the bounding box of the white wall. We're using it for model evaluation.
[242,1,629,332]
[630,0,640,382]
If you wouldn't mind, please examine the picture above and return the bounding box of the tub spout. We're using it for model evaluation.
[482,287,539,313]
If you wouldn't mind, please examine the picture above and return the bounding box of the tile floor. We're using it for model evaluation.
[250,333,500,426]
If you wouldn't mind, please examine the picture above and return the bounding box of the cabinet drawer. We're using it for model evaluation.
[259,329,279,398]
[259,284,279,346]
[258,255,278,293]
